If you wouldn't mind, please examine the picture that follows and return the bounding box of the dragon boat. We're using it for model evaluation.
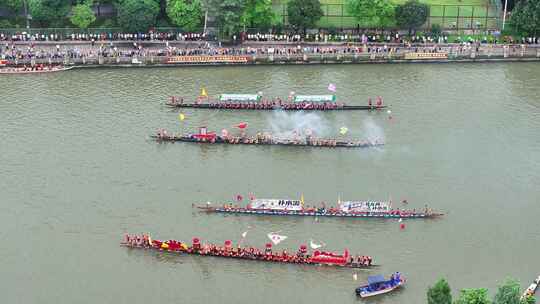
[196,198,443,219]
[121,234,377,269]
[153,127,384,149]
[0,65,73,74]
[355,273,405,298]
[166,94,387,111]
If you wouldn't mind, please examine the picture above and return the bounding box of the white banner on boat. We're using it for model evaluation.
[340,201,390,213]
[219,94,261,102]
[294,95,336,102]
[250,199,302,211]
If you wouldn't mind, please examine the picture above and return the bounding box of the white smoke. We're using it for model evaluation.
[267,110,330,139]
[362,117,385,143]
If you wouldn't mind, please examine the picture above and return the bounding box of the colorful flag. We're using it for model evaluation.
[267,232,288,245]
[328,83,336,92]
[310,239,323,249]
[200,87,208,97]
[178,113,185,121]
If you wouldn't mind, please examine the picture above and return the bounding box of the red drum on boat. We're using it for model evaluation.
[309,249,349,266]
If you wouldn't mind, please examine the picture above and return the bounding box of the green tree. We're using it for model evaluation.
[205,0,246,38]
[1,0,24,11]
[510,0,540,36]
[286,0,323,34]
[116,0,160,32]
[166,0,203,32]
[395,0,428,34]
[493,278,521,304]
[28,0,71,26]
[241,0,277,30]
[455,288,490,304]
[70,3,96,28]
[345,0,395,27]
[427,278,452,304]
[521,295,536,304]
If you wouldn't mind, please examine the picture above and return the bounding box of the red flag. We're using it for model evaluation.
[236,194,243,201]
[236,122,248,129]
[249,193,255,201]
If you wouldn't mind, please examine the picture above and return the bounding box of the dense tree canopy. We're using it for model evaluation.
[28,0,71,26]
[116,0,160,32]
[455,288,490,304]
[241,0,278,30]
[70,3,96,29]
[427,278,452,304]
[395,0,428,34]
[510,0,540,36]
[206,0,245,37]
[345,0,395,27]
[286,0,323,33]
[166,0,203,32]
[493,279,521,304]
[1,0,24,11]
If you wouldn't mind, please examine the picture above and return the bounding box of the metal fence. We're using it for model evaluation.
[274,2,502,31]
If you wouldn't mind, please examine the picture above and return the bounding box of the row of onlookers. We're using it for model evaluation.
[1,30,539,45]
[1,39,537,61]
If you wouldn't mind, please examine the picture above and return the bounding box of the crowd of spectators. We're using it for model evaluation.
[1,29,538,46]
[1,32,538,62]
[0,31,207,42]
[243,32,540,45]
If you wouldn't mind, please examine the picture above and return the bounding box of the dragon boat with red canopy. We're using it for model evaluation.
[166,94,387,111]
[121,234,377,269]
[152,127,384,148]
[196,198,443,219]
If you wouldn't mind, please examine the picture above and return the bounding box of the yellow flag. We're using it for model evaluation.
[300,194,305,207]
[200,87,208,97]
[178,113,185,121]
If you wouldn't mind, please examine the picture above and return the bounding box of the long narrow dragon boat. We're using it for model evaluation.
[196,199,443,219]
[0,65,73,74]
[121,234,377,269]
[153,127,384,149]
[166,94,387,111]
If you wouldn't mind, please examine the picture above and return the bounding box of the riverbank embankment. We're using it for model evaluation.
[2,40,539,68]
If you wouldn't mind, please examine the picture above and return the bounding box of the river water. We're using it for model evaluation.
[1,63,539,303]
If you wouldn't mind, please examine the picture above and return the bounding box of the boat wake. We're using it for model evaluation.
[362,117,385,143]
